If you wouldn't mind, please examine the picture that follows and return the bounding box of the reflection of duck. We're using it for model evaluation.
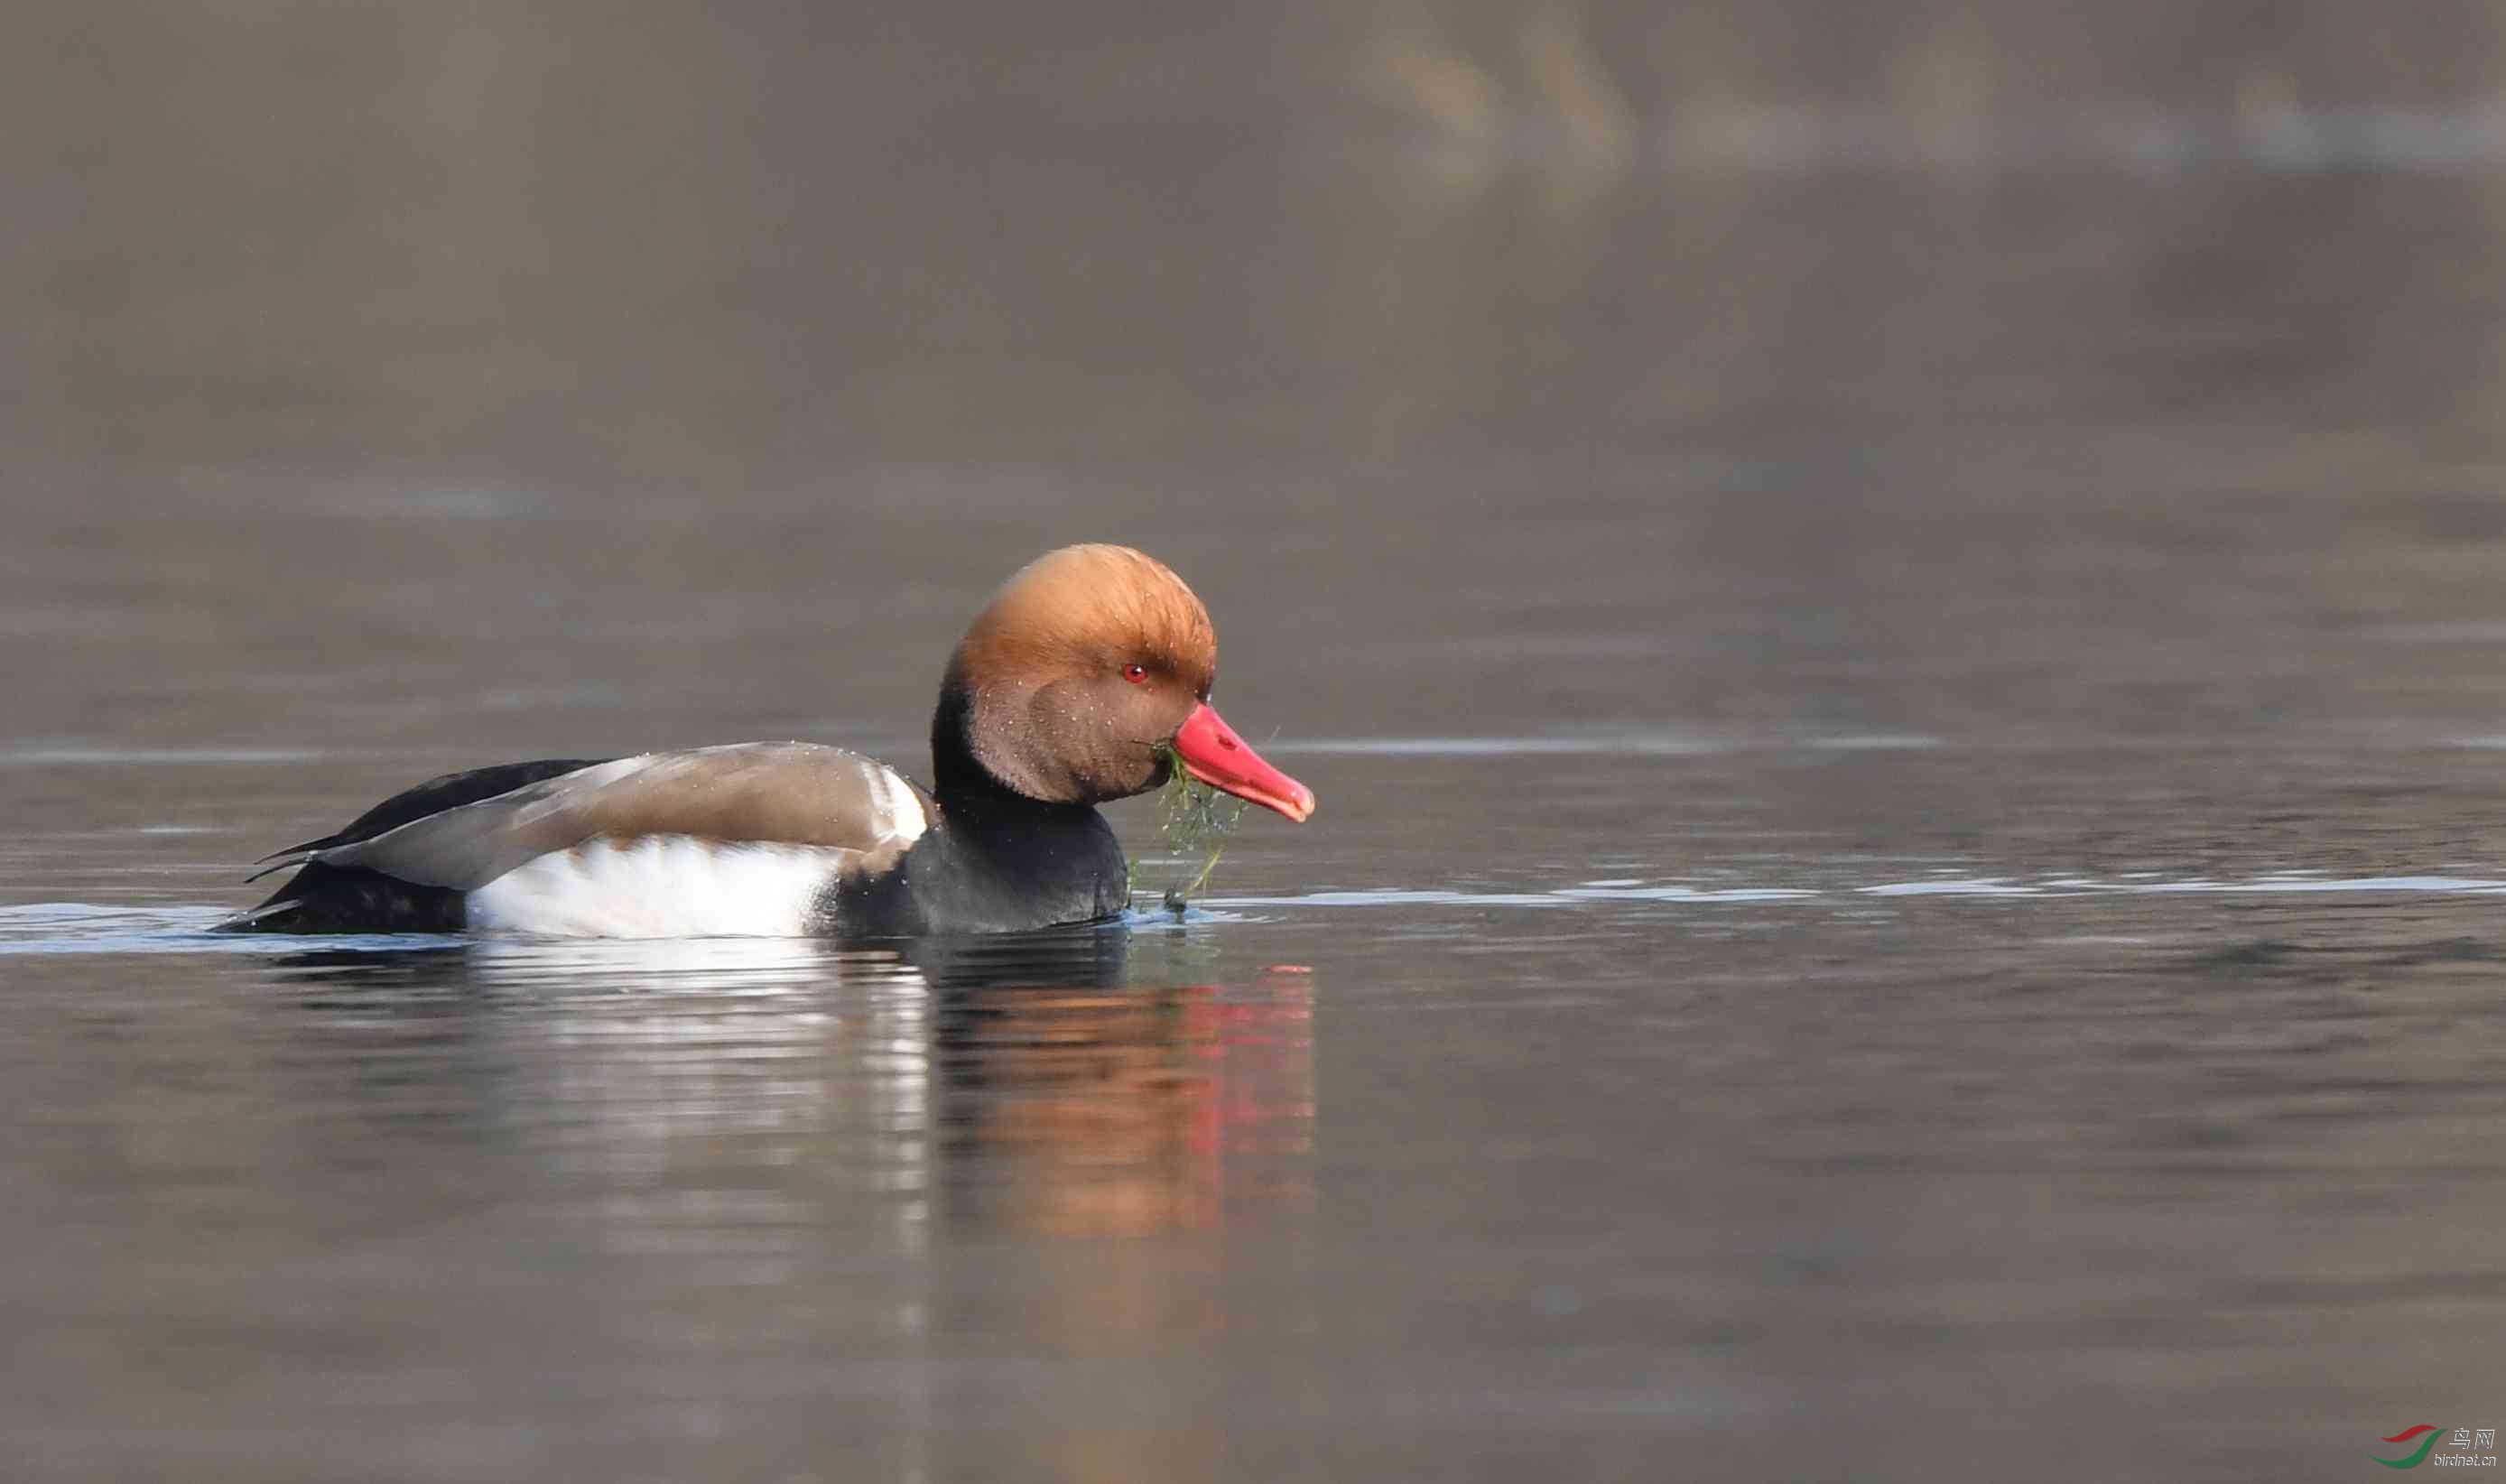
[221,545,1313,938]
[271,931,1314,1241]
[932,960,1317,1238]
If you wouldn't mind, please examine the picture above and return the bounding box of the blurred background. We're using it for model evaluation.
[15,0,2506,482]
[16,0,2506,755]
[13,5,2506,1480]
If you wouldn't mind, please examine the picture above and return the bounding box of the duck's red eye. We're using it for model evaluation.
[1121,663,1149,684]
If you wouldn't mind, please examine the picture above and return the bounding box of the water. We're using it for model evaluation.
[16,5,2506,1479]
[12,737,2506,1479]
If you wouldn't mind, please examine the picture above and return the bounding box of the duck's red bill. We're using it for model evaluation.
[1173,702,1314,823]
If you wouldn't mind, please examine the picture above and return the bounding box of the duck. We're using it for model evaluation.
[218,544,1314,937]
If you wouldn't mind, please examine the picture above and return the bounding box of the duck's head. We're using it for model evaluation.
[934,543,1315,821]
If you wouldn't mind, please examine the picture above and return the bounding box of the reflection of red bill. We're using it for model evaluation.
[1173,702,1314,823]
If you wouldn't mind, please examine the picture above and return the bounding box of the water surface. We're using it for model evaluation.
[14,6,2506,1478]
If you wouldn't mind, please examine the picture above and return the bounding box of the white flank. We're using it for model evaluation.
[866,765,929,845]
[466,836,854,938]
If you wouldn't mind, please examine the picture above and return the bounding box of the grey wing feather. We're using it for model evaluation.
[306,743,930,891]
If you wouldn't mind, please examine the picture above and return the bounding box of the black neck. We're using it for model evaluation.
[868,689,1130,933]
[928,685,998,809]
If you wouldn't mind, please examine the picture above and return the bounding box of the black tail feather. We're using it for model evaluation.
[219,756,607,934]
[214,861,468,935]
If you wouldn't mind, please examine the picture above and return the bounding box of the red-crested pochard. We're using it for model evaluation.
[218,544,1314,937]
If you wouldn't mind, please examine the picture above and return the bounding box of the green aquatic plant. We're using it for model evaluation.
[1131,744,1248,912]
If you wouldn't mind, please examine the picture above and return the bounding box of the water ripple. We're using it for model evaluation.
[10,869,2506,954]
[1209,874,2506,910]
